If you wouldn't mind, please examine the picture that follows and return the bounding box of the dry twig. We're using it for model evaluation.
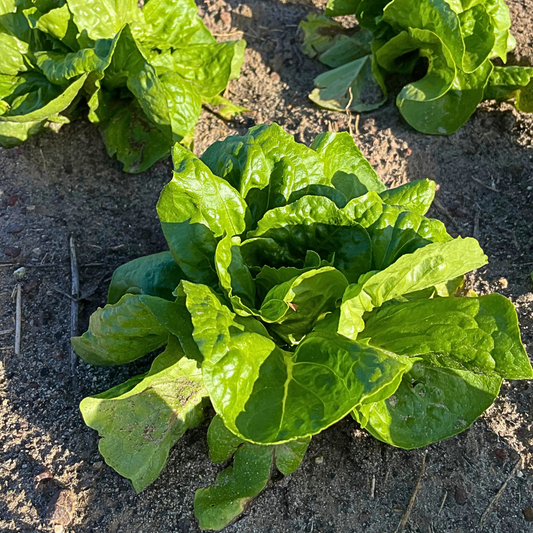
[15,284,21,355]
[432,198,461,233]
[69,236,80,393]
[395,451,427,532]
[480,459,522,527]
[345,87,354,136]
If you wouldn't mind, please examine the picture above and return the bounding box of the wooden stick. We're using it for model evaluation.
[69,236,80,393]
[396,451,427,532]
[480,459,522,527]
[15,284,21,355]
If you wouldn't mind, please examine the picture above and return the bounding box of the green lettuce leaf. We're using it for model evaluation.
[158,144,249,285]
[339,237,488,339]
[80,338,207,492]
[107,251,185,305]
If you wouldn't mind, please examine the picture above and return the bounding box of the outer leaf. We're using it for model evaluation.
[202,329,414,444]
[195,413,310,529]
[379,179,435,215]
[274,437,310,475]
[299,14,372,68]
[157,144,248,285]
[80,340,207,492]
[194,442,274,531]
[71,294,187,366]
[107,251,184,305]
[100,100,173,173]
[339,237,488,340]
[360,294,533,379]
[485,66,533,112]
[398,57,493,135]
[310,55,386,113]
[310,131,385,198]
[355,360,502,448]
[0,72,87,146]
[163,40,246,99]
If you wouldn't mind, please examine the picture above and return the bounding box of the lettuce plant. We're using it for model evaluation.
[73,124,532,530]
[300,0,533,134]
[0,0,245,172]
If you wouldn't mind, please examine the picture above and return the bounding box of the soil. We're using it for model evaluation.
[1,1,533,532]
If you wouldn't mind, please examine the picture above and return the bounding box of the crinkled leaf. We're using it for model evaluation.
[360,294,533,379]
[80,339,207,492]
[135,0,216,49]
[339,237,488,340]
[67,0,139,41]
[249,195,372,283]
[485,66,533,112]
[367,202,451,270]
[379,179,435,215]
[311,131,385,199]
[200,123,332,225]
[107,251,185,305]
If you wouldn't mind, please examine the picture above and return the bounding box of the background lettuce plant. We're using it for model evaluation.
[73,124,532,530]
[300,0,533,134]
[0,0,245,171]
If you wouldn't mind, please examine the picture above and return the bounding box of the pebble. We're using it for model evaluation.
[8,195,19,207]
[32,247,42,257]
[454,486,468,505]
[498,277,508,289]
[7,223,24,234]
[524,506,533,522]
[13,267,26,280]
[315,456,324,464]
[5,246,21,258]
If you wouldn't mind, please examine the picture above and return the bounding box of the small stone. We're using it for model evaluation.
[523,506,533,522]
[498,277,508,289]
[93,462,103,470]
[13,267,26,280]
[46,490,77,526]
[26,205,36,211]
[494,448,506,461]
[7,223,23,234]
[5,246,21,258]
[454,486,468,506]
[315,456,324,464]
[270,72,281,82]
[32,247,42,257]
[8,195,19,207]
